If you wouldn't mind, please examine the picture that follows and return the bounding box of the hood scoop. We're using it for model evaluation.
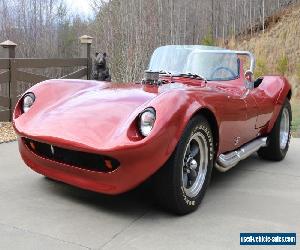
[142,70,162,86]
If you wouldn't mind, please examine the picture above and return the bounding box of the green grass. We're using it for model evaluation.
[291,98,300,137]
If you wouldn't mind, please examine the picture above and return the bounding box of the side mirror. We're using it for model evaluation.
[244,70,254,90]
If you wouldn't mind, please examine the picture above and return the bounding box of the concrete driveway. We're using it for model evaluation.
[0,140,299,250]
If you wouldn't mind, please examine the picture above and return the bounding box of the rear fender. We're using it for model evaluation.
[266,76,292,133]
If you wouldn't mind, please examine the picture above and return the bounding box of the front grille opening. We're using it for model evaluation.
[24,138,120,173]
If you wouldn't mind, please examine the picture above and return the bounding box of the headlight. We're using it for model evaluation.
[139,108,156,137]
[23,93,35,113]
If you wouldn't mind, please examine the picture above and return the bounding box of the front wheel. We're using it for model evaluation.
[153,115,214,214]
[258,99,292,161]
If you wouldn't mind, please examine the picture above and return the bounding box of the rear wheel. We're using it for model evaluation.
[153,115,214,215]
[258,99,292,161]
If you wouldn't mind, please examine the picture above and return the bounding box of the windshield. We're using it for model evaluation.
[148,45,239,81]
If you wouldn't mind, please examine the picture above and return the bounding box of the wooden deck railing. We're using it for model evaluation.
[0,35,93,121]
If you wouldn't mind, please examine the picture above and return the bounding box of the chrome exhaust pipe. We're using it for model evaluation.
[215,137,267,172]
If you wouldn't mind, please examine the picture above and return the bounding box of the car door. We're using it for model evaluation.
[216,80,259,152]
[250,77,277,128]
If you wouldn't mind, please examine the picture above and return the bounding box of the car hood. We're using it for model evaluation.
[14,80,182,150]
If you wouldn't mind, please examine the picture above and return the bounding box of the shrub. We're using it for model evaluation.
[296,63,300,81]
[255,57,268,78]
[201,31,215,46]
[276,54,289,75]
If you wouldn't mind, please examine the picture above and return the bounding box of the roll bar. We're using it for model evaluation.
[235,50,256,74]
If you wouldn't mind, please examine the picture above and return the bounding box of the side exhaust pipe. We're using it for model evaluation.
[215,137,267,172]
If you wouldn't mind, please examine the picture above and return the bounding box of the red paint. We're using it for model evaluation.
[13,70,291,194]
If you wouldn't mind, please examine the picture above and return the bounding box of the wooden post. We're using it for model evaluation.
[79,35,93,80]
[0,40,17,58]
[0,40,17,120]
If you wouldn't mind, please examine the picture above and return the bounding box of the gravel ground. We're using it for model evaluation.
[0,122,17,143]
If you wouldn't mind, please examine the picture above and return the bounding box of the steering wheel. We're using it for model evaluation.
[210,66,236,80]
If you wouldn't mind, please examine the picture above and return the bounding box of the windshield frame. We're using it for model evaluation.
[148,46,254,82]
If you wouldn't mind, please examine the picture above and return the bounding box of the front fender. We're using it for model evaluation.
[148,89,217,158]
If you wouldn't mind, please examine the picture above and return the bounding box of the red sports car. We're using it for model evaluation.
[13,45,292,214]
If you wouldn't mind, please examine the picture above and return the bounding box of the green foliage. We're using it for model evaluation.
[276,54,289,75]
[55,3,83,58]
[254,58,268,78]
[201,31,215,46]
[291,99,300,137]
[296,63,300,81]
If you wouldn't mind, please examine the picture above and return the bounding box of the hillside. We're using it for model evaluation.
[229,4,300,96]
[227,4,300,136]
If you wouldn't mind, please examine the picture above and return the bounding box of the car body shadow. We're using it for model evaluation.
[39,153,263,217]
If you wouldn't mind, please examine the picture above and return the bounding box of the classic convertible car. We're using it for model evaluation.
[13,45,292,214]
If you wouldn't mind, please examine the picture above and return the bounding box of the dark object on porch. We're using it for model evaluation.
[92,52,111,82]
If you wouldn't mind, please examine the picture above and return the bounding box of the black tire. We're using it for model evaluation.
[153,115,214,215]
[258,99,292,161]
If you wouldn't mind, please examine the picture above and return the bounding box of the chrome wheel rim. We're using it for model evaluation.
[279,107,290,150]
[182,132,208,198]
